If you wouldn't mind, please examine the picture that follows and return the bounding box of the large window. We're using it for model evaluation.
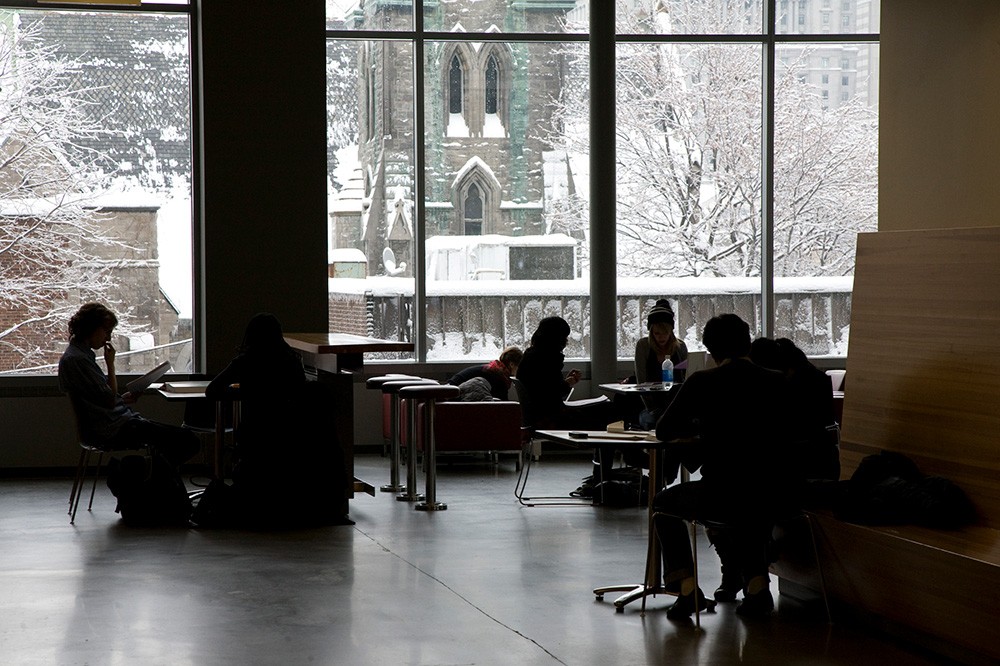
[0,3,193,376]
[326,0,879,361]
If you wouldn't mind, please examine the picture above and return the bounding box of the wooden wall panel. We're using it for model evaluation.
[842,227,1000,528]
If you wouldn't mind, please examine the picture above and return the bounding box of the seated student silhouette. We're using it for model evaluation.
[58,302,200,467]
[517,316,622,489]
[206,313,348,526]
[652,314,794,619]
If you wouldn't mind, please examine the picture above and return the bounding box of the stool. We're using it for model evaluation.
[399,383,460,511]
[380,378,437,496]
[365,375,421,492]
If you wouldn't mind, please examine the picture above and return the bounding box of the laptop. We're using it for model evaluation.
[674,351,708,383]
[125,360,171,396]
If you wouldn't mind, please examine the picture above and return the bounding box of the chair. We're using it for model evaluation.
[509,376,611,507]
[69,441,108,524]
[414,400,524,469]
[67,398,148,524]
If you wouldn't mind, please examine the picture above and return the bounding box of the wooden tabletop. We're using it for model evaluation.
[283,333,414,355]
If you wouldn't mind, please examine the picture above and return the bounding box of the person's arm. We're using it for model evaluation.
[654,376,704,469]
[206,357,241,400]
[103,342,129,405]
[60,347,118,409]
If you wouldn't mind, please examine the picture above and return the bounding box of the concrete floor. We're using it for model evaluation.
[1,454,947,665]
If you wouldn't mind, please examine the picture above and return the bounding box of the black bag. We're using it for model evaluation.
[836,452,977,528]
[190,478,238,528]
[106,454,192,526]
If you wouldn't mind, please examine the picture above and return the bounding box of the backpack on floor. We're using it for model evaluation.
[106,454,192,526]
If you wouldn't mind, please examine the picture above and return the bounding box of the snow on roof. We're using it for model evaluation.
[499,200,543,210]
[543,149,590,202]
[330,248,368,263]
[0,191,160,215]
[452,155,499,189]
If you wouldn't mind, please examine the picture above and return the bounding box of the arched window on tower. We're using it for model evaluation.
[482,52,505,137]
[446,53,470,137]
[485,54,499,114]
[464,183,483,235]
[449,54,463,114]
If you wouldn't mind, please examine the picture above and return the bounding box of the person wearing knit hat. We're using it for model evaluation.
[634,299,688,429]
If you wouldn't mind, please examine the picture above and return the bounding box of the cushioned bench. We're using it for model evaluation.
[415,400,524,466]
[773,227,1000,664]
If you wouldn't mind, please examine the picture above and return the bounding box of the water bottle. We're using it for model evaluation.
[661,357,674,389]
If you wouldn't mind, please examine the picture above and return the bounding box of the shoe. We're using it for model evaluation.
[735,590,774,618]
[714,578,741,603]
[666,589,717,620]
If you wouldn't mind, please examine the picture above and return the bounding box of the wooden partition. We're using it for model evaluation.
[842,226,1000,528]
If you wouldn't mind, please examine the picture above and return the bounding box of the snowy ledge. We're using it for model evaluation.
[328,275,854,298]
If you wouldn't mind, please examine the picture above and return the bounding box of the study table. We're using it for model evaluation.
[283,333,416,510]
[154,380,233,479]
[535,428,680,613]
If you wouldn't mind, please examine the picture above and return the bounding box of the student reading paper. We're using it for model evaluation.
[58,303,199,467]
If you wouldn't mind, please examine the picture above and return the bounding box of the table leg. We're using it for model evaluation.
[214,400,226,479]
[593,447,672,613]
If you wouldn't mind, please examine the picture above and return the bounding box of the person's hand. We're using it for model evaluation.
[122,391,138,405]
[566,369,582,385]
[103,342,116,367]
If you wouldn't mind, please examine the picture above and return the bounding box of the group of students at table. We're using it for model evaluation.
[60,300,835,610]
[491,300,837,620]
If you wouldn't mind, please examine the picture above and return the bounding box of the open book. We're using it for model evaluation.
[125,360,171,396]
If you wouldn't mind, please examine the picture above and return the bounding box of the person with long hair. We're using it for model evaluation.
[207,312,306,468]
[516,316,621,489]
[634,299,689,428]
[58,302,200,466]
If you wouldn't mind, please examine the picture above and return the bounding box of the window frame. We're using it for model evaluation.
[325,1,879,362]
[0,0,198,381]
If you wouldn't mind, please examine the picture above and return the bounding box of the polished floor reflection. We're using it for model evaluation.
[1,454,947,665]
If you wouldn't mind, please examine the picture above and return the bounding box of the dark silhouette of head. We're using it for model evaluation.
[701,314,751,363]
[530,316,571,351]
[239,313,291,355]
[68,303,118,341]
[775,337,811,371]
[749,336,783,372]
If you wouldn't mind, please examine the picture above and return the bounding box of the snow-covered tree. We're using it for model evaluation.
[552,0,877,279]
[0,18,129,370]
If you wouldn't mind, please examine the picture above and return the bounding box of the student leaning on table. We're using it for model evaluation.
[633,299,688,429]
[652,313,795,620]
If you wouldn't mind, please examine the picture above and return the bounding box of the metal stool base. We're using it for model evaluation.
[415,501,447,511]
